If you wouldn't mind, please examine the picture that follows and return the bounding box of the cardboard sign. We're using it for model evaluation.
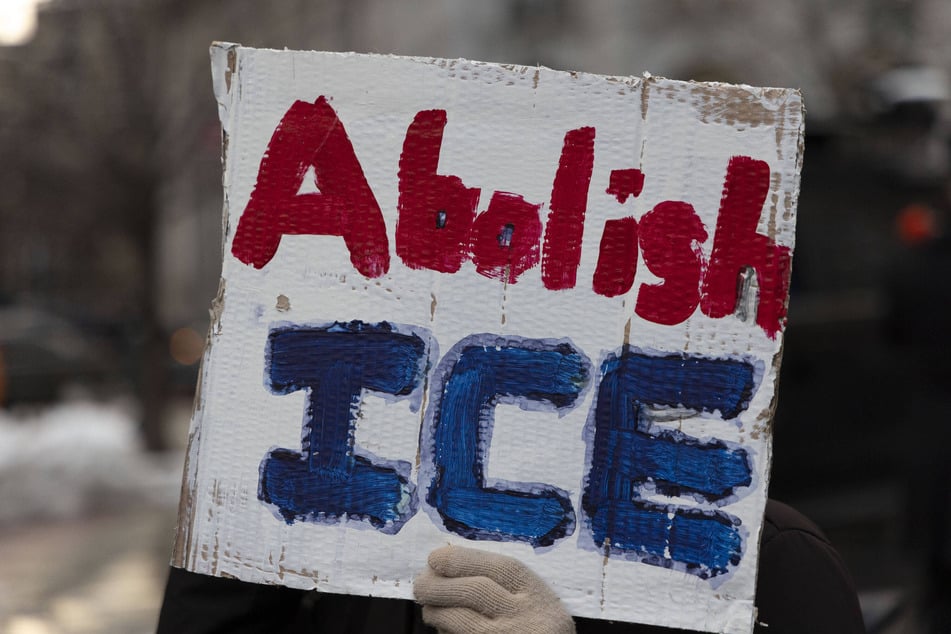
[173,43,803,633]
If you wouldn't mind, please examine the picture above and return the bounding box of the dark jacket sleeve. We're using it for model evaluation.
[156,565,307,633]
[156,565,431,634]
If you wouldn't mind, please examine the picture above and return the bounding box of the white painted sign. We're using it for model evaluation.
[172,43,803,633]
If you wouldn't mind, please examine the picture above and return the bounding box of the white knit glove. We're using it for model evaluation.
[413,545,576,634]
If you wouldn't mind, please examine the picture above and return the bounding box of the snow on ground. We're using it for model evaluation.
[0,398,184,524]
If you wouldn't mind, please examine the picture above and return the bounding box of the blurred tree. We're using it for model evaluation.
[0,0,177,448]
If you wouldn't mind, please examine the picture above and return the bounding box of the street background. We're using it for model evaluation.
[2,1,951,632]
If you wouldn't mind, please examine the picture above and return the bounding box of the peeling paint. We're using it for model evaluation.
[734,267,759,324]
[171,428,199,567]
[225,47,236,93]
[209,278,226,337]
[657,82,795,129]
[768,172,782,239]
[758,338,788,437]
[278,545,287,581]
[640,75,652,121]
[171,298,221,568]
[212,533,220,575]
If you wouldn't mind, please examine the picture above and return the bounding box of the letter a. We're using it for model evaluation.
[230,97,389,277]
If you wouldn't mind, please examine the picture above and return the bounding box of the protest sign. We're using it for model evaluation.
[172,43,804,633]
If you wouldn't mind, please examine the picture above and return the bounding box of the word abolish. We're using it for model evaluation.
[230,98,791,337]
[259,321,759,579]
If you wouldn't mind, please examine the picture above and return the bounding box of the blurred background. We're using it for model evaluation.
[1,1,949,632]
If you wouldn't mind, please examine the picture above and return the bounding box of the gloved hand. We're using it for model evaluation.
[413,545,575,634]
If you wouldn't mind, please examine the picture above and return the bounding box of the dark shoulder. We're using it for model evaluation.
[761,498,829,545]
[755,500,866,634]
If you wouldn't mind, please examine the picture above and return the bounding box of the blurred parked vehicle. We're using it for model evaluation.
[0,303,115,405]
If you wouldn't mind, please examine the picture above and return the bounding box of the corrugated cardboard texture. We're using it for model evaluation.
[173,43,804,633]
